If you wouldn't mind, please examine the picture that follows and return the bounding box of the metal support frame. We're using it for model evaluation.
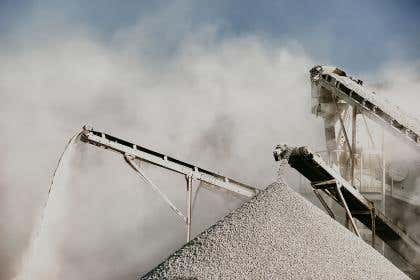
[332,95,354,182]
[81,126,258,198]
[124,154,187,222]
[371,205,376,247]
[359,153,363,190]
[308,65,420,264]
[322,189,340,205]
[351,106,357,185]
[362,113,375,148]
[335,181,361,237]
[81,126,260,244]
[186,175,193,242]
[311,180,362,238]
[335,107,350,149]
[312,179,336,188]
[275,144,420,268]
[192,183,201,212]
[333,95,353,157]
[312,66,420,148]
[313,188,335,219]
[381,128,386,212]
[125,154,196,242]
[308,176,363,239]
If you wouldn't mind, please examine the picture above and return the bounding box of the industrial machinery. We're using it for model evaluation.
[274,145,420,267]
[275,65,420,275]
[309,65,420,201]
[77,64,420,277]
[80,125,259,242]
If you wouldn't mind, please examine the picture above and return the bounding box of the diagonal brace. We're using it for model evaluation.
[124,154,187,223]
[313,188,335,219]
[335,181,361,237]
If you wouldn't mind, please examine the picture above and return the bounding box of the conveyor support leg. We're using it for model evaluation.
[371,206,376,247]
[335,182,361,237]
[186,175,193,242]
[313,188,335,219]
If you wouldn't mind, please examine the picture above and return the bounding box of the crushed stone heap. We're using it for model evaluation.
[141,182,409,280]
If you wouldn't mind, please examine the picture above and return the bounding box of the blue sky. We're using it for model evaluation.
[1,0,419,71]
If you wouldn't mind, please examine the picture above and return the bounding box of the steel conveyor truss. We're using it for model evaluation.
[273,144,420,268]
[310,65,420,147]
[80,125,259,242]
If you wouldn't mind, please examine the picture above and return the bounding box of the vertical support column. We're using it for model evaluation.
[381,129,386,255]
[351,106,357,185]
[391,178,393,198]
[381,129,386,212]
[327,150,331,166]
[332,95,353,180]
[360,153,363,191]
[370,205,376,247]
[186,175,193,242]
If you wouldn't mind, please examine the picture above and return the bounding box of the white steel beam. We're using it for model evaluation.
[81,125,259,198]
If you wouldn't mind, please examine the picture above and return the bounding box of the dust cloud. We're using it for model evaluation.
[4,3,420,279]
[0,11,325,280]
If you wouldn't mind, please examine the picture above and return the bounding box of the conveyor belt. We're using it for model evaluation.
[80,125,259,198]
[310,65,420,147]
[80,125,259,242]
[274,145,420,268]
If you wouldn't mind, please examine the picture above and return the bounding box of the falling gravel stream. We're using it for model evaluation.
[15,133,81,280]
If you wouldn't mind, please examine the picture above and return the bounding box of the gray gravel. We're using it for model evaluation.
[140,182,409,279]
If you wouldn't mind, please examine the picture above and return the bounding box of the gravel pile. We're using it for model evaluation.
[140,182,409,279]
